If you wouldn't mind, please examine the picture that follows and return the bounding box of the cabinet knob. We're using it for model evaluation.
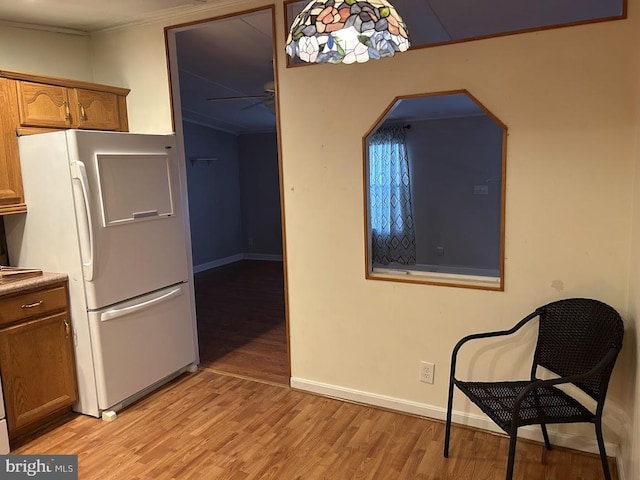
[21,300,43,309]
[63,101,71,120]
[63,319,70,338]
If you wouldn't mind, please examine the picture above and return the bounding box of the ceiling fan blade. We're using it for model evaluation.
[206,94,268,101]
[240,98,270,111]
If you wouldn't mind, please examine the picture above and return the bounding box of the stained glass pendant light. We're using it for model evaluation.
[286,0,410,65]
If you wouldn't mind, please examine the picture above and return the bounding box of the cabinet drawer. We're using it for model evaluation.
[0,285,67,327]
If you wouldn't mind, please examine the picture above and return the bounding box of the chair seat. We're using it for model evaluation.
[455,380,595,432]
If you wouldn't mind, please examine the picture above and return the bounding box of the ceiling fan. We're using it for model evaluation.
[206,81,276,113]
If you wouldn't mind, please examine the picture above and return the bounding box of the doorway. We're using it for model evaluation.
[165,6,289,385]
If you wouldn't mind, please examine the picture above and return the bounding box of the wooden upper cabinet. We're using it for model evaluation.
[72,88,120,130]
[0,78,26,214]
[16,81,72,129]
[16,81,126,131]
[0,69,130,215]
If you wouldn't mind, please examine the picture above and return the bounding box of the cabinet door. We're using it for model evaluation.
[72,88,120,131]
[0,78,26,214]
[0,312,77,436]
[16,81,72,128]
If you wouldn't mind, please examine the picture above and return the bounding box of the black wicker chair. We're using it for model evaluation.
[443,298,624,480]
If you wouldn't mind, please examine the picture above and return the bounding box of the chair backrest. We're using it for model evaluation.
[533,298,624,401]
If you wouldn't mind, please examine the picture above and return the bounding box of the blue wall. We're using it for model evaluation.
[183,122,282,269]
[406,115,503,273]
[238,132,283,256]
[183,122,243,267]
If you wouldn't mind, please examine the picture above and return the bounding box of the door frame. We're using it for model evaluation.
[163,5,291,382]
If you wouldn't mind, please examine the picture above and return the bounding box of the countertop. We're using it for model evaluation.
[0,272,68,297]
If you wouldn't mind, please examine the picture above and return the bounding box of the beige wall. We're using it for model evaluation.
[621,24,640,479]
[289,28,633,452]
[91,23,175,133]
[0,25,93,80]
[5,0,638,471]
[279,5,637,453]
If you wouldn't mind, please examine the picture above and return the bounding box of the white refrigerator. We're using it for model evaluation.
[5,130,198,418]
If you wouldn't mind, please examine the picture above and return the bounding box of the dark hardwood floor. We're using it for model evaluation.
[194,260,289,385]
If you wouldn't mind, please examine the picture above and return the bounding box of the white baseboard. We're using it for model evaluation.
[616,454,627,480]
[243,253,283,262]
[193,254,244,273]
[193,253,282,273]
[290,377,619,458]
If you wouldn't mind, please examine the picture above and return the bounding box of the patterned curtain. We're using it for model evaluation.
[369,126,416,265]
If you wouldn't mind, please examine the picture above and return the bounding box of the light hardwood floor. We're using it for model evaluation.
[13,369,617,479]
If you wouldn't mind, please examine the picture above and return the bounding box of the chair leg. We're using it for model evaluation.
[505,428,518,480]
[540,424,552,451]
[444,378,455,458]
[595,419,612,480]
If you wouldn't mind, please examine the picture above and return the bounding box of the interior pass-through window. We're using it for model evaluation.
[363,90,507,290]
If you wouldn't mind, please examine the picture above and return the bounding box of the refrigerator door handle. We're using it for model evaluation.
[70,161,96,281]
[99,286,183,322]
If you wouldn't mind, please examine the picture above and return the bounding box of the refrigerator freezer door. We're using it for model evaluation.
[88,283,196,411]
[67,130,190,310]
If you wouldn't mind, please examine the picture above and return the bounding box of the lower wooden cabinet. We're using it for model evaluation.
[0,281,77,440]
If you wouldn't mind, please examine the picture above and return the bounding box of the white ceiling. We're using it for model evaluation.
[0,0,624,134]
[0,0,211,32]
[173,10,278,134]
[385,93,485,124]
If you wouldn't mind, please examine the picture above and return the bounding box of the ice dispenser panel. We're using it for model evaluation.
[96,154,174,226]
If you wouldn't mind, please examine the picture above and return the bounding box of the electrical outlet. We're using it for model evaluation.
[420,361,435,384]
[473,184,489,195]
